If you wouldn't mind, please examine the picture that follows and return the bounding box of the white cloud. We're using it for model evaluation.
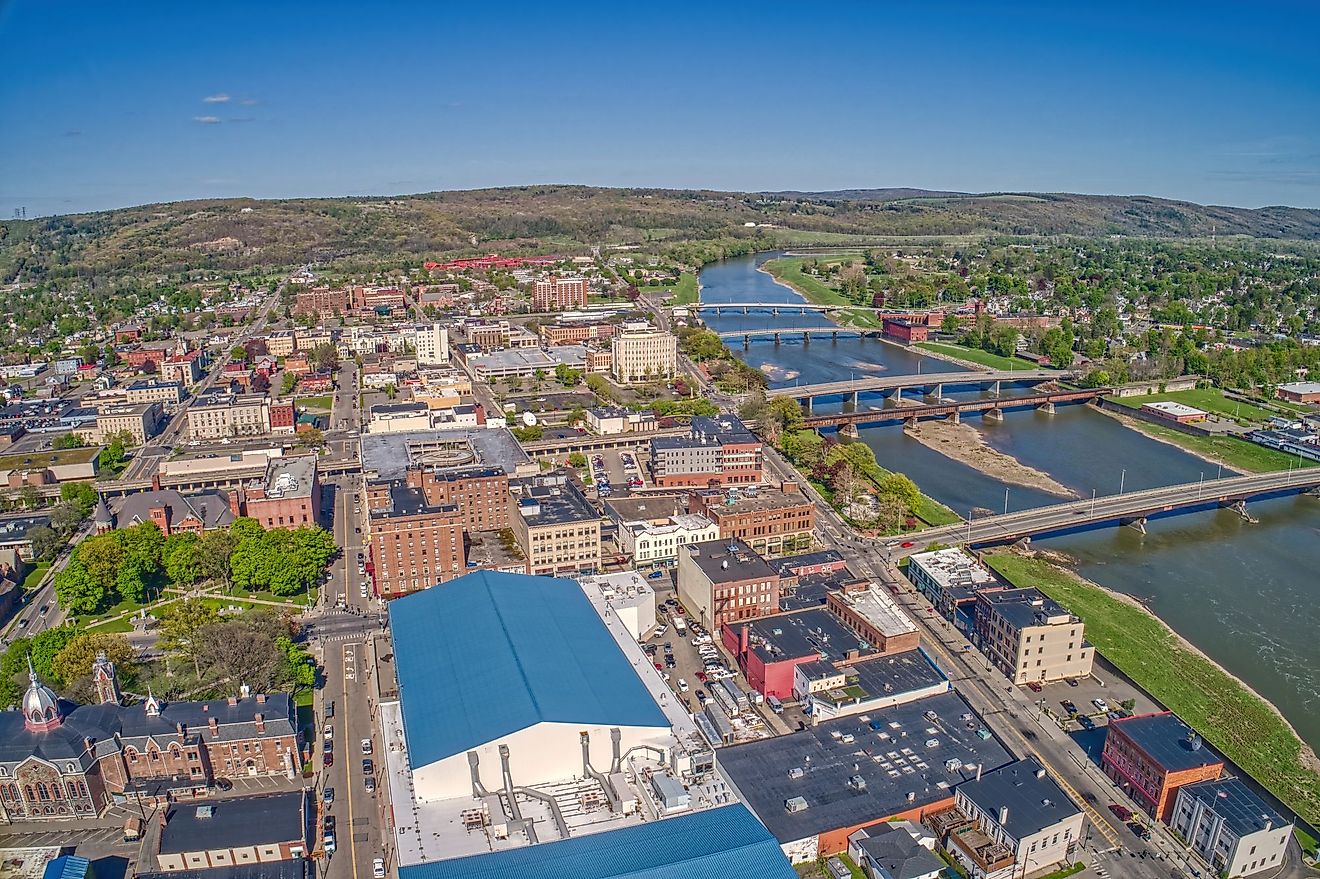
[193,116,222,125]
[239,98,259,106]
[202,93,231,103]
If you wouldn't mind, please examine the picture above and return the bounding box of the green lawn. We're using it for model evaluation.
[1120,419,1319,473]
[1112,387,1276,423]
[19,561,51,591]
[297,394,333,411]
[914,341,1036,370]
[645,272,698,305]
[985,552,1320,829]
[762,257,856,306]
[835,308,884,329]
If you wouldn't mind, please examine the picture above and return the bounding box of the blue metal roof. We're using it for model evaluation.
[43,857,92,879]
[396,804,796,879]
[389,570,668,768]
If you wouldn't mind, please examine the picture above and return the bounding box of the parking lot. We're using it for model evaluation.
[1028,654,1160,737]
[588,449,647,498]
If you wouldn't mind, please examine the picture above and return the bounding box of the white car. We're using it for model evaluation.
[1092,698,1110,713]
[361,738,373,755]
[323,723,333,740]
[678,678,689,692]
[372,858,386,878]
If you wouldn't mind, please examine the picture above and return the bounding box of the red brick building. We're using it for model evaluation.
[882,318,929,343]
[532,276,588,311]
[367,483,466,598]
[269,400,296,434]
[1101,712,1224,821]
[688,484,814,556]
[293,286,351,316]
[539,322,616,346]
[229,456,320,530]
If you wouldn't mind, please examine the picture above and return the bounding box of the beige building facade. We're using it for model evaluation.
[186,393,273,440]
[974,587,1093,684]
[611,323,677,384]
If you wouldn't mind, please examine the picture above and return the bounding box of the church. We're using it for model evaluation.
[0,653,300,821]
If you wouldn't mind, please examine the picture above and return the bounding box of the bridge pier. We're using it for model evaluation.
[1219,499,1259,523]
[983,408,1004,422]
[772,306,779,316]
[839,423,859,439]
[773,332,781,344]
[804,396,813,415]
[799,306,806,316]
[1121,516,1148,534]
[947,410,960,425]
[904,416,919,430]
[1037,401,1056,415]
[802,332,810,345]
[742,335,750,350]
[831,330,838,341]
[741,305,749,315]
[988,380,1001,397]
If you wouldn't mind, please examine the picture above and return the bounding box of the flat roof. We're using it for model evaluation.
[718,691,1013,844]
[136,865,306,879]
[685,538,776,585]
[690,414,757,444]
[604,494,688,524]
[0,446,100,469]
[1179,776,1288,838]
[1108,712,1223,773]
[957,757,1080,839]
[830,649,950,705]
[1141,401,1207,417]
[512,475,599,527]
[395,804,795,879]
[833,587,917,638]
[744,607,878,664]
[388,571,667,769]
[694,487,811,515]
[908,548,998,592]
[159,791,304,854]
[361,428,529,481]
[775,549,846,574]
[1278,381,1320,394]
[778,574,846,612]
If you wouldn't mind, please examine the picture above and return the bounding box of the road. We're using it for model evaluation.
[903,466,1320,555]
[759,444,1212,879]
[781,369,1066,402]
[309,475,389,879]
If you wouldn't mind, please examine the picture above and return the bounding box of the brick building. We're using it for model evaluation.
[677,538,781,630]
[688,483,814,555]
[229,456,321,530]
[1101,712,1224,821]
[508,474,601,576]
[293,286,351,316]
[0,656,298,822]
[650,415,763,488]
[882,318,929,343]
[532,276,588,311]
[367,483,466,598]
[539,322,616,346]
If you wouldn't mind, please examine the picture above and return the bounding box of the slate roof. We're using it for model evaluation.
[854,823,946,879]
[395,804,796,879]
[389,571,668,769]
[1179,776,1288,838]
[112,489,234,531]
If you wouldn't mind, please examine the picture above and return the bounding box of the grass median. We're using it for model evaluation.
[984,551,1320,831]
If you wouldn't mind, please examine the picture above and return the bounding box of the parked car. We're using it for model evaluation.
[1109,803,1132,821]
[648,571,665,579]
[1092,698,1110,713]
[372,858,386,878]
[1026,681,1043,693]
[323,787,335,804]
[365,776,376,794]
[362,758,374,775]
[323,830,337,854]
[678,679,688,692]
[1065,678,1080,687]
[1061,700,1078,715]
[1078,715,1096,730]
[361,738,373,755]
[1128,821,1151,840]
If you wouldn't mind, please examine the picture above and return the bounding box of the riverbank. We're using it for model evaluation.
[984,549,1320,831]
[1093,402,1318,473]
[759,256,856,306]
[905,419,1075,497]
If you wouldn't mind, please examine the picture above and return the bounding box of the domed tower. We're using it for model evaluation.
[22,657,63,733]
[91,650,121,705]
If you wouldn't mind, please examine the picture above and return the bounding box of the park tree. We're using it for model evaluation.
[53,556,109,615]
[18,485,41,510]
[198,528,237,589]
[309,342,338,370]
[875,472,922,515]
[157,598,220,678]
[28,525,64,561]
[163,532,201,587]
[60,482,98,519]
[78,535,125,592]
[196,611,298,693]
[51,632,136,691]
[567,452,587,469]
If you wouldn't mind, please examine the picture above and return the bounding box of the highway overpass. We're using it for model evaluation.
[895,467,1320,556]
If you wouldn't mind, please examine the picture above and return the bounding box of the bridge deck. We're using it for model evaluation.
[781,369,1067,399]
[803,388,1101,427]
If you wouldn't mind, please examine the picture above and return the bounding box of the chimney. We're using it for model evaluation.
[176,722,186,742]
[740,625,750,654]
[239,683,251,700]
[84,737,97,758]
[151,473,161,491]
[228,488,244,519]
[226,695,238,707]
[998,806,1009,826]
[1035,767,1047,779]
[255,693,267,704]
[208,716,219,736]
[254,713,265,733]
[782,480,800,494]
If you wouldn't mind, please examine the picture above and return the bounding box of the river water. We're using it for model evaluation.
[700,252,1320,750]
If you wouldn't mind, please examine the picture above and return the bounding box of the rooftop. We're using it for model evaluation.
[158,791,305,854]
[361,428,529,481]
[388,571,668,769]
[692,486,811,516]
[136,864,307,879]
[394,804,794,879]
[258,454,317,500]
[744,607,878,664]
[833,587,918,638]
[603,494,689,525]
[979,587,1075,630]
[957,757,1081,840]
[512,474,599,527]
[718,691,1012,844]
[1141,401,1208,418]
[1278,381,1320,394]
[908,548,999,591]
[1108,712,1224,773]
[690,414,757,444]
[819,649,950,707]
[851,823,946,879]
[1179,776,1289,838]
[774,549,846,575]
[684,538,776,585]
[372,484,458,520]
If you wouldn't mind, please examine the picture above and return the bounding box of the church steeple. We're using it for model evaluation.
[91,650,121,705]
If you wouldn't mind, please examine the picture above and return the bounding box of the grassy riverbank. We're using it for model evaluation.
[762,257,856,306]
[914,341,1035,370]
[984,551,1320,831]
[646,272,698,305]
[1104,409,1319,473]
[1111,387,1277,424]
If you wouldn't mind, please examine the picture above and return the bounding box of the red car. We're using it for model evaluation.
[1109,804,1132,821]
[1026,681,1043,693]
[695,672,707,682]
[901,541,915,548]
[654,662,663,670]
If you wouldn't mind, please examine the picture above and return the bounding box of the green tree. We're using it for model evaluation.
[53,556,109,615]
[309,342,338,370]
[163,532,201,586]
[554,364,582,387]
[230,345,248,361]
[28,524,64,561]
[875,472,921,513]
[52,433,86,450]
[280,372,298,395]
[28,626,78,688]
[198,528,237,589]
[940,313,962,335]
[60,482,97,519]
[157,598,221,678]
[51,632,135,690]
[78,535,125,592]
[567,452,587,469]
[18,485,41,510]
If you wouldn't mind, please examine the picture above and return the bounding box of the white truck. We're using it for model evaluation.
[672,615,687,635]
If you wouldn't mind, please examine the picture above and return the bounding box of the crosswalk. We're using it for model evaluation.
[319,631,366,644]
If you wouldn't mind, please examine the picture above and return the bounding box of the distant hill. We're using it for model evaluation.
[3,185,1319,284]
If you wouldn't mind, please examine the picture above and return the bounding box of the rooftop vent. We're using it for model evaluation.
[788,767,804,779]
[195,805,215,818]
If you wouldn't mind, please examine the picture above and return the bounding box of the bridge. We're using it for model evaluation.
[895,467,1320,556]
[693,301,842,316]
[776,369,1069,409]
[715,325,878,346]
[804,387,1106,433]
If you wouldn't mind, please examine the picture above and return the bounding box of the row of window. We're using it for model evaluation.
[0,779,88,802]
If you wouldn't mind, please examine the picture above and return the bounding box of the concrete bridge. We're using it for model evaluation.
[778,369,1069,409]
[804,387,1106,434]
[715,326,877,347]
[895,467,1320,555]
[694,301,842,316]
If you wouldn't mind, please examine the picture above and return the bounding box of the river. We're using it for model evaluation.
[699,252,1320,751]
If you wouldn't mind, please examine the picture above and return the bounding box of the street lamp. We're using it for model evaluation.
[1090,488,1096,517]
[1003,487,1010,515]
[1118,469,1126,496]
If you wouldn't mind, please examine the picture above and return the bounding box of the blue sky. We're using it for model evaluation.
[2,1,1318,216]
